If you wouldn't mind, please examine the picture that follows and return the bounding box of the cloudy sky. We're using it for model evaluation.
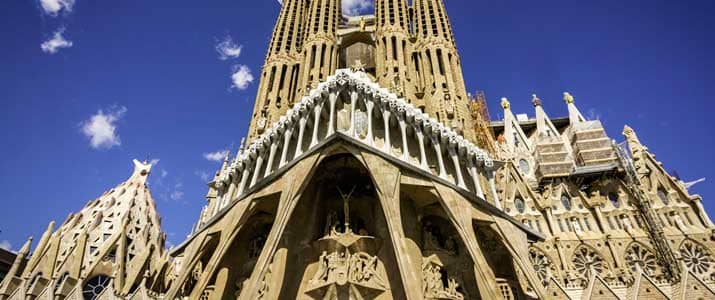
[0,0,714,251]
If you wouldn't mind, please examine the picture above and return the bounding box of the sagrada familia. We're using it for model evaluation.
[2,0,714,299]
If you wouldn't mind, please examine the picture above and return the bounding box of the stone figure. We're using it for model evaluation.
[444,278,462,299]
[423,263,463,299]
[311,251,329,283]
[349,253,364,282]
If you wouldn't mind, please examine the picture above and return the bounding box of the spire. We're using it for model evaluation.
[0,236,32,295]
[564,91,585,124]
[23,221,54,277]
[563,91,574,104]
[501,97,511,110]
[375,0,410,89]
[221,150,230,171]
[298,0,340,92]
[130,159,152,184]
[247,0,308,142]
[17,236,32,256]
[623,125,646,154]
[531,94,542,107]
[414,0,456,43]
[411,0,473,141]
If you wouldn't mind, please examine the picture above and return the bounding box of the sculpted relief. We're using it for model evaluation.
[422,262,464,300]
[305,185,389,299]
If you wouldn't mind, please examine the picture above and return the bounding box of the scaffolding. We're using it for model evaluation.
[616,141,681,282]
[469,90,497,155]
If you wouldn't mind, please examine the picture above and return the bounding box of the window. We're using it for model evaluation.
[561,195,572,211]
[514,197,525,213]
[83,275,111,300]
[608,192,619,208]
[518,159,530,174]
[657,188,669,205]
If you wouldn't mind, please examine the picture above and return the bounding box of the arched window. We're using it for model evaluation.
[561,194,572,211]
[608,192,619,208]
[657,188,669,205]
[83,275,111,300]
[514,197,525,214]
[518,159,530,174]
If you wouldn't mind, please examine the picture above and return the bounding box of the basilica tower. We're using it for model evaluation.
[374,0,409,90]
[412,0,473,140]
[248,0,308,141]
[298,0,341,94]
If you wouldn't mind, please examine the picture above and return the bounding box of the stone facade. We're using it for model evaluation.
[0,160,167,300]
[490,95,715,299]
[3,0,714,299]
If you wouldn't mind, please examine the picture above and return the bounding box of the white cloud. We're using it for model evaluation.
[161,169,168,178]
[0,240,11,251]
[148,158,160,166]
[40,0,75,16]
[41,28,73,54]
[230,65,254,90]
[342,0,372,16]
[195,170,211,182]
[216,35,243,60]
[81,106,127,149]
[276,0,370,15]
[203,150,228,162]
[170,190,184,201]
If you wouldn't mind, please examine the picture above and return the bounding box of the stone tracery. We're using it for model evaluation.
[571,246,607,281]
[624,243,658,276]
[680,239,713,276]
[529,247,555,286]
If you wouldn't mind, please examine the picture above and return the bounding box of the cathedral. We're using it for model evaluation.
[2,0,715,299]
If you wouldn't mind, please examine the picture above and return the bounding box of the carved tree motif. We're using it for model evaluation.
[529,248,555,286]
[680,240,713,275]
[625,243,658,276]
[572,246,606,279]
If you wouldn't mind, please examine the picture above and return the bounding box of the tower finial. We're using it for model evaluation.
[532,94,542,107]
[500,97,511,109]
[18,236,33,255]
[563,92,574,104]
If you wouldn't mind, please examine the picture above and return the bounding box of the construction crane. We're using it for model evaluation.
[469,90,497,155]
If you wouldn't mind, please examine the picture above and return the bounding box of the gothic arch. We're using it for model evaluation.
[399,187,476,299]
[272,153,408,299]
[472,221,527,298]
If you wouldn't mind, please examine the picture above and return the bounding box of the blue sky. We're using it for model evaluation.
[0,0,713,251]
